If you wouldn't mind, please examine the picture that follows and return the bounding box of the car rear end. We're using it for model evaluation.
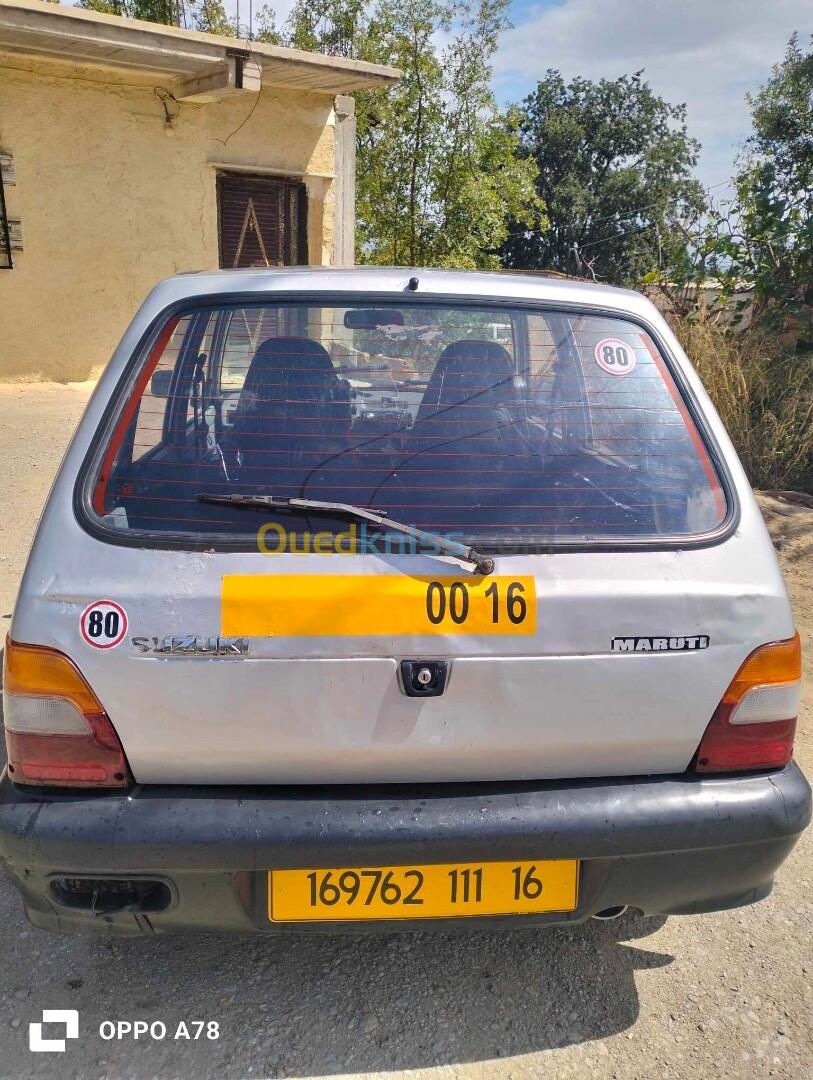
[0,268,809,935]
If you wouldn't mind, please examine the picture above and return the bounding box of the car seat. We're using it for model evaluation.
[223,336,350,486]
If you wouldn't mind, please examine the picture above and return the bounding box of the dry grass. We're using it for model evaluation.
[672,313,813,492]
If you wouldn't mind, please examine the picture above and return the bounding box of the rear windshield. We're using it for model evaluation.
[87,300,727,549]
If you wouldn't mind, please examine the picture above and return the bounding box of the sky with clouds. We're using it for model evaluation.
[493,0,811,190]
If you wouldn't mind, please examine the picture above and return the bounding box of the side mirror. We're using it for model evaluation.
[150,370,174,398]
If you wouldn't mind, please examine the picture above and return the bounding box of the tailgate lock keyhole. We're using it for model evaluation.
[399,660,448,697]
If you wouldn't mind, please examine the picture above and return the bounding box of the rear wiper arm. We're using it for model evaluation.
[196,494,494,575]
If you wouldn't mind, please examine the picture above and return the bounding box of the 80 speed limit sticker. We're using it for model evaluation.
[80,600,128,649]
[594,337,637,376]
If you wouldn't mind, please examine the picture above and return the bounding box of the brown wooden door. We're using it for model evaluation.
[217,173,308,269]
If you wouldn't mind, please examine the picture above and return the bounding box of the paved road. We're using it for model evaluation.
[0,383,811,1080]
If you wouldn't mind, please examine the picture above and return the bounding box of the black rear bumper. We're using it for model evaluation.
[0,763,809,935]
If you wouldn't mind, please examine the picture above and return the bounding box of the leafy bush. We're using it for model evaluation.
[672,313,813,493]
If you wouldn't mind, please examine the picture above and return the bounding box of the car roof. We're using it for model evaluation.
[145,266,656,320]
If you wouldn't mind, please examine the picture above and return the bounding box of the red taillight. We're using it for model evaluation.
[2,638,132,788]
[692,633,801,773]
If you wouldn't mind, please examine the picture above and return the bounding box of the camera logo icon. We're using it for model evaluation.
[28,1010,79,1053]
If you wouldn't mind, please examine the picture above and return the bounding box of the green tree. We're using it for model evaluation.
[284,0,367,56]
[192,0,234,34]
[76,0,234,34]
[655,35,813,493]
[254,4,281,43]
[502,71,705,285]
[77,0,176,21]
[704,35,813,345]
[284,0,543,267]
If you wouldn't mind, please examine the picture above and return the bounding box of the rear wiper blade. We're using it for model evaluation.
[196,494,494,575]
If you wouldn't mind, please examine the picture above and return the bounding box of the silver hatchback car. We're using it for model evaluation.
[1,268,809,935]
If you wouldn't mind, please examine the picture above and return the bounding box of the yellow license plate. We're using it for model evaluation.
[268,859,578,922]
[223,574,536,637]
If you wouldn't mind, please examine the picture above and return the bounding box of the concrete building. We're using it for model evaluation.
[0,0,398,379]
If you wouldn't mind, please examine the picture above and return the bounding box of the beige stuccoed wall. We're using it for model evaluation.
[0,54,338,380]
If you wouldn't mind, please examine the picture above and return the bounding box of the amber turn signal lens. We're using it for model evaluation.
[4,639,106,715]
[722,632,801,703]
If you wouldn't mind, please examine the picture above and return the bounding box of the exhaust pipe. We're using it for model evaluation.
[592,905,628,921]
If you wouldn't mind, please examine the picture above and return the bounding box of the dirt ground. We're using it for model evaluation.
[0,382,811,1080]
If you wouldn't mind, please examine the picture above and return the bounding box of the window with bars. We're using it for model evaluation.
[217,173,308,269]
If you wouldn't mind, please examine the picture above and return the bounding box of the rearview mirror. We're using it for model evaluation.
[343,309,405,330]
